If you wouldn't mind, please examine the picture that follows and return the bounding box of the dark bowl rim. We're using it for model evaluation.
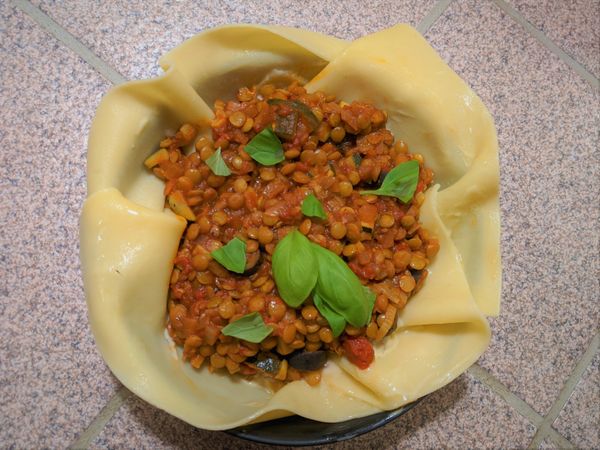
[225,398,422,446]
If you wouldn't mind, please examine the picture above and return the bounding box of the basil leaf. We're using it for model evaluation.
[272,230,318,307]
[313,292,346,337]
[360,160,419,203]
[244,128,285,166]
[205,147,231,176]
[210,237,246,274]
[221,312,273,343]
[363,286,376,317]
[301,194,327,220]
[311,243,374,327]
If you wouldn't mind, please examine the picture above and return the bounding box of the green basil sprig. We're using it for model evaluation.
[272,230,318,307]
[244,128,285,166]
[311,243,374,328]
[221,312,273,343]
[360,160,419,203]
[313,292,346,337]
[205,147,231,176]
[210,237,246,274]
[271,231,375,332]
[300,194,327,220]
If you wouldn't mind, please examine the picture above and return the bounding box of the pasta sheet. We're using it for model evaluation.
[80,24,500,429]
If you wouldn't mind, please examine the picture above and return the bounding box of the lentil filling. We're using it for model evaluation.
[146,82,438,386]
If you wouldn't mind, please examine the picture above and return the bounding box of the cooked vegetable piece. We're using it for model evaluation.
[358,204,378,230]
[360,160,419,202]
[167,191,195,221]
[311,243,375,328]
[313,292,346,337]
[272,230,318,307]
[144,148,169,168]
[244,128,285,165]
[343,336,374,369]
[267,98,320,129]
[211,237,247,274]
[274,111,299,140]
[221,312,273,343]
[243,251,262,276]
[253,353,280,374]
[301,194,327,220]
[288,350,328,371]
[205,147,231,176]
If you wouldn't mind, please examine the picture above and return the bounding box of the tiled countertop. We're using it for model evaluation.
[1,0,598,448]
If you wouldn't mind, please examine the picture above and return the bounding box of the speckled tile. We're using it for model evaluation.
[91,373,535,449]
[506,0,600,79]
[553,352,600,449]
[31,0,437,80]
[538,436,561,449]
[0,3,118,448]
[425,0,600,415]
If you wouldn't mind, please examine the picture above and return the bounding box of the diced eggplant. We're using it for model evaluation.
[243,251,262,276]
[267,99,320,130]
[274,111,299,140]
[410,269,423,282]
[288,350,327,371]
[252,353,281,374]
[337,134,356,154]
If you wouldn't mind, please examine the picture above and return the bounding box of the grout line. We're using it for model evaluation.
[527,332,599,449]
[468,364,544,427]
[68,385,132,449]
[11,0,126,85]
[491,0,599,90]
[541,428,577,450]
[468,365,576,448]
[416,0,454,34]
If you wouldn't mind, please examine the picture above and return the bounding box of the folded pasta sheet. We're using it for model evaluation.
[80,24,500,429]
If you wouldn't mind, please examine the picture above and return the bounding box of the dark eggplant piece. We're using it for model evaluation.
[363,168,389,189]
[274,111,299,140]
[352,153,362,167]
[288,350,328,372]
[267,99,320,130]
[327,160,336,175]
[251,352,281,374]
[243,251,263,276]
[410,269,423,283]
[337,134,356,154]
[377,170,389,185]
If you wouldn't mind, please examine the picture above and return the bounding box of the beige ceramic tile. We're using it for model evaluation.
[425,0,599,415]
[553,352,600,449]
[32,0,437,81]
[91,373,535,449]
[0,3,118,447]
[507,0,600,78]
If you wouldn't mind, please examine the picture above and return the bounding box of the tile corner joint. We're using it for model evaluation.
[527,332,598,449]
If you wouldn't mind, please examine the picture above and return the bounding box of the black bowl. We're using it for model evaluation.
[226,400,421,446]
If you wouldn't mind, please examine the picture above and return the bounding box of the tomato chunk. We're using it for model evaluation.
[343,336,374,369]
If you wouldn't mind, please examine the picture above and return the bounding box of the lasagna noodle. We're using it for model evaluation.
[81,24,500,429]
